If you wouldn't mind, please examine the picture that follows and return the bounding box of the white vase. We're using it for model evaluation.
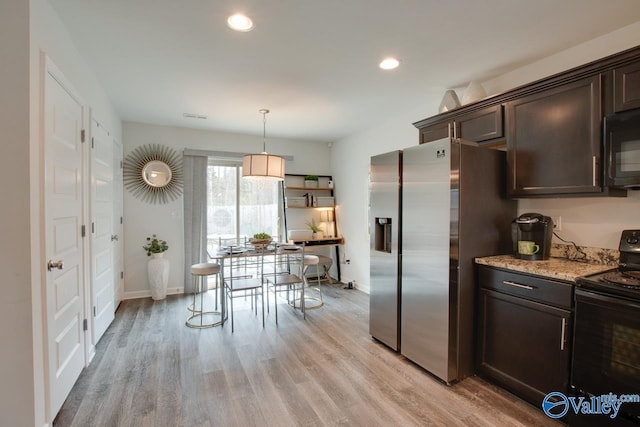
[438,89,461,113]
[148,252,169,300]
[461,81,487,105]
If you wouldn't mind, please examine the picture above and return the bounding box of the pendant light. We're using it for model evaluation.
[242,109,285,181]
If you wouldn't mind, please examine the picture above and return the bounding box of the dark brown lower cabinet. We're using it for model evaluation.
[477,266,573,409]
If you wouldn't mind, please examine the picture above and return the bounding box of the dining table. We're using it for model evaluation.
[207,242,303,326]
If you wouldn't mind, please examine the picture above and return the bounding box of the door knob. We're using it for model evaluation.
[47,260,64,271]
[111,234,119,241]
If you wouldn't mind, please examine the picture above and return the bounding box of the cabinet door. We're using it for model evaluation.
[614,61,640,112]
[506,75,602,196]
[419,121,450,144]
[478,288,571,407]
[456,104,504,143]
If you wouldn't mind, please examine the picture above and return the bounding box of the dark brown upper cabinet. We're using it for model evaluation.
[456,104,504,143]
[414,44,640,198]
[419,121,450,144]
[505,75,603,197]
[419,105,504,145]
[614,61,640,112]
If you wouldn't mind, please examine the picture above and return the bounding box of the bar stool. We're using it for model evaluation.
[301,254,323,310]
[315,255,334,284]
[186,262,223,328]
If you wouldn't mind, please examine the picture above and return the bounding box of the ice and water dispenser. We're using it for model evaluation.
[375,217,393,253]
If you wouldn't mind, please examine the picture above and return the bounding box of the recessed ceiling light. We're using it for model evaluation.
[227,13,254,32]
[379,57,400,70]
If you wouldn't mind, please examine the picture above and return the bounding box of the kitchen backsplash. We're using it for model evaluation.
[551,243,619,266]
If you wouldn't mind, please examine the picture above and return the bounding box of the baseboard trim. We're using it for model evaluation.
[123,287,184,300]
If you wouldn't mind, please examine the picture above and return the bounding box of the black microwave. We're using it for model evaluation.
[604,108,640,189]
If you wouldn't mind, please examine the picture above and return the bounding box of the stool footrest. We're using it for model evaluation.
[288,296,324,310]
[186,311,223,329]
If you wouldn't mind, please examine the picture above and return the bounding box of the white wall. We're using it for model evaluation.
[122,122,331,298]
[0,2,34,426]
[331,102,440,292]
[31,1,122,136]
[332,21,640,294]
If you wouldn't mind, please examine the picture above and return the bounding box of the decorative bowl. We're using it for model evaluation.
[249,238,272,250]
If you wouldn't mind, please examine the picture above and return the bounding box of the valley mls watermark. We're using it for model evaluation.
[542,391,640,420]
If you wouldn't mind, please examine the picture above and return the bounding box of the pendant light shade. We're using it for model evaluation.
[242,152,285,180]
[242,109,285,181]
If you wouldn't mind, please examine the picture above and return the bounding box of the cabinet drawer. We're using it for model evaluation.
[478,266,573,309]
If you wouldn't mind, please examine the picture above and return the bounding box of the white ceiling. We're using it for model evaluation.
[50,0,640,142]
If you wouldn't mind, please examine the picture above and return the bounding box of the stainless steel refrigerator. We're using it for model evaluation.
[369,150,402,351]
[369,138,516,383]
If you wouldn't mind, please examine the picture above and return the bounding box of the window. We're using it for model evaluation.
[206,160,282,250]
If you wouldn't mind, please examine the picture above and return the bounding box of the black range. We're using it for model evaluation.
[572,229,640,426]
[576,229,640,300]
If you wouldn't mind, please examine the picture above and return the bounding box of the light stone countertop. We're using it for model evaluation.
[475,255,616,283]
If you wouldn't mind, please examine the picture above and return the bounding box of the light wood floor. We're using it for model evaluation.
[54,283,559,427]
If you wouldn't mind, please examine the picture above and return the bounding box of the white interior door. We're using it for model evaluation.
[113,138,124,307]
[90,117,115,345]
[44,59,86,420]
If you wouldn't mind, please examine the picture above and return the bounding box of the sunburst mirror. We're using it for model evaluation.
[123,144,183,204]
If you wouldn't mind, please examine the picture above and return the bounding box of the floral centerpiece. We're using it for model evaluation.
[143,234,168,256]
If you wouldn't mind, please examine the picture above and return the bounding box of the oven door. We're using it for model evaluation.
[573,288,640,421]
[605,109,640,189]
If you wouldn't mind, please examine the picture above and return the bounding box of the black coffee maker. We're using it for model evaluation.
[511,213,553,260]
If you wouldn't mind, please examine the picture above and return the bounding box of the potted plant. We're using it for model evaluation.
[250,232,272,250]
[305,218,324,239]
[143,234,169,300]
[304,174,319,188]
[143,234,168,256]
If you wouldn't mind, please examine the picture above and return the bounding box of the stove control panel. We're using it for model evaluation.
[621,229,640,252]
[620,230,640,271]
